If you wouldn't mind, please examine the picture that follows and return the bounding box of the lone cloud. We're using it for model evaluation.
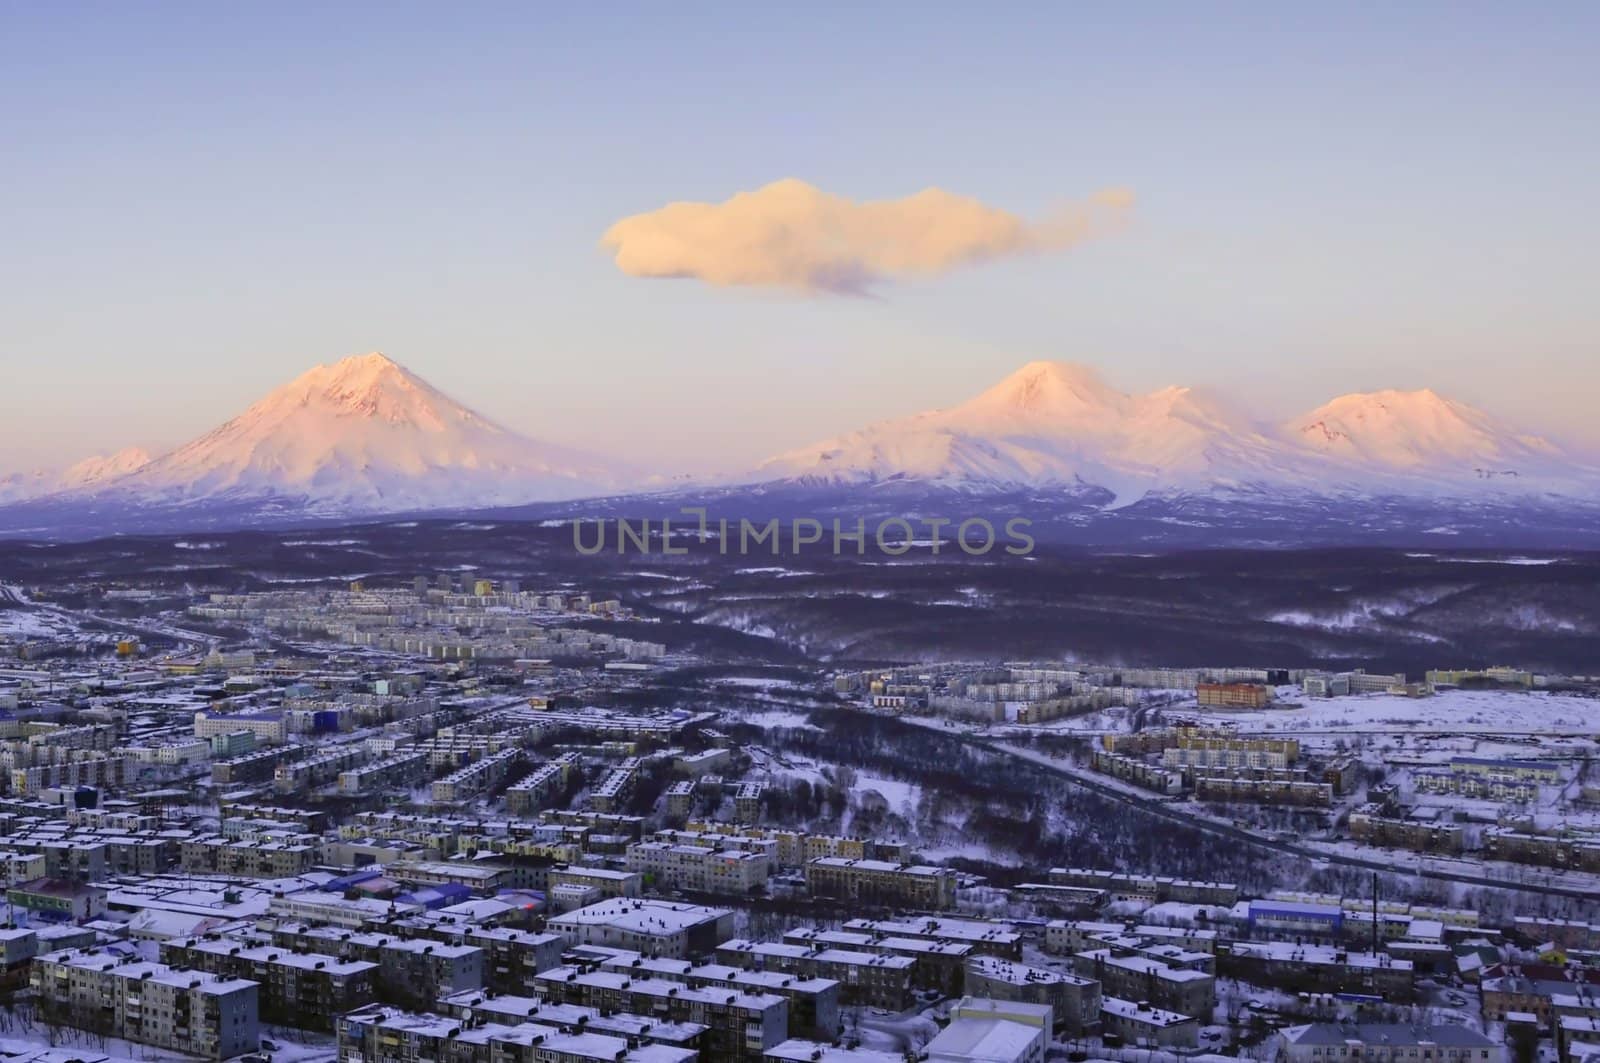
[601,179,1134,295]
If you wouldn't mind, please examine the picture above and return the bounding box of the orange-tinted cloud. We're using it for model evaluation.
[601,179,1134,295]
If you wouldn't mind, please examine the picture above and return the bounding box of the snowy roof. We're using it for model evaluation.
[1282,1023,1496,1048]
[923,1017,1040,1061]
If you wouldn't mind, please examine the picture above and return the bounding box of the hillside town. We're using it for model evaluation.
[0,574,1594,1063]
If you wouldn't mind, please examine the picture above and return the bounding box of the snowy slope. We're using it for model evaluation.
[0,447,153,503]
[82,352,629,513]
[1284,389,1577,485]
[755,361,1320,501]
[753,361,1600,502]
[59,446,154,489]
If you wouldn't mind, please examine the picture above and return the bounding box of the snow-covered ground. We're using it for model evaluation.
[1190,688,1597,735]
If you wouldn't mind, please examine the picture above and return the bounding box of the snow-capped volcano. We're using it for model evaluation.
[753,361,1597,501]
[756,361,1315,500]
[1285,389,1568,479]
[86,352,629,513]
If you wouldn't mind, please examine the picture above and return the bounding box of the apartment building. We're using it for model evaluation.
[1415,769,1540,803]
[180,835,321,877]
[266,924,486,1010]
[1196,682,1272,709]
[780,927,971,996]
[533,965,787,1062]
[1486,830,1600,872]
[590,758,640,813]
[505,754,580,815]
[548,898,734,959]
[726,940,922,1011]
[432,747,523,803]
[1071,949,1215,1019]
[1193,770,1333,807]
[546,865,643,900]
[806,857,958,910]
[194,710,287,744]
[842,918,1022,961]
[1046,868,1239,907]
[1090,751,1184,795]
[275,746,367,793]
[1101,996,1198,1049]
[734,782,765,824]
[435,989,708,1054]
[465,927,567,993]
[338,751,430,795]
[963,956,1101,1034]
[31,950,259,1060]
[160,937,376,1031]
[1349,807,1465,854]
[1220,941,1415,1001]
[683,821,906,867]
[6,877,108,920]
[10,754,129,796]
[212,746,302,785]
[596,952,841,1041]
[625,840,770,895]
[337,1003,698,1063]
[1279,1023,1504,1063]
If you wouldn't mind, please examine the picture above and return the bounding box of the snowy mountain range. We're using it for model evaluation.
[753,361,1598,502]
[1,354,1597,540]
[1,353,630,517]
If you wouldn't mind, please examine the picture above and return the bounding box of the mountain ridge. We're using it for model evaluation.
[34,352,633,515]
[2,355,1597,539]
[751,360,1595,502]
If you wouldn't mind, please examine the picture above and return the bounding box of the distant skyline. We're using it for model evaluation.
[3,3,1598,472]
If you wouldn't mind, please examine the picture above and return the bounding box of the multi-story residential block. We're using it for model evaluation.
[547,865,643,899]
[781,928,971,995]
[1071,949,1215,1019]
[1195,682,1271,709]
[548,898,734,960]
[505,753,581,815]
[267,923,486,1010]
[842,918,1022,961]
[1046,868,1238,907]
[6,877,108,920]
[1220,941,1415,1001]
[597,952,841,1041]
[194,710,287,744]
[625,840,770,895]
[1090,751,1184,795]
[590,758,640,813]
[180,835,321,877]
[963,955,1101,1034]
[1279,1023,1504,1063]
[1100,996,1198,1049]
[533,965,787,1062]
[806,857,958,910]
[160,937,377,1031]
[337,1003,698,1063]
[464,927,567,993]
[718,938,916,1010]
[31,950,260,1060]
[1349,806,1466,853]
[338,751,429,795]
[432,747,523,803]
[734,782,765,824]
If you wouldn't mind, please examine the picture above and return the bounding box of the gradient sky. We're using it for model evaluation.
[3,3,1597,474]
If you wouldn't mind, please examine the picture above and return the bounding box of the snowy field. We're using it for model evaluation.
[1190,688,1597,735]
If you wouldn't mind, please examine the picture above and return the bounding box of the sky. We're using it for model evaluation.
[2,3,1598,474]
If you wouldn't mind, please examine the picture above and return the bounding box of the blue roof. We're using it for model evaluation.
[1249,900,1344,919]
